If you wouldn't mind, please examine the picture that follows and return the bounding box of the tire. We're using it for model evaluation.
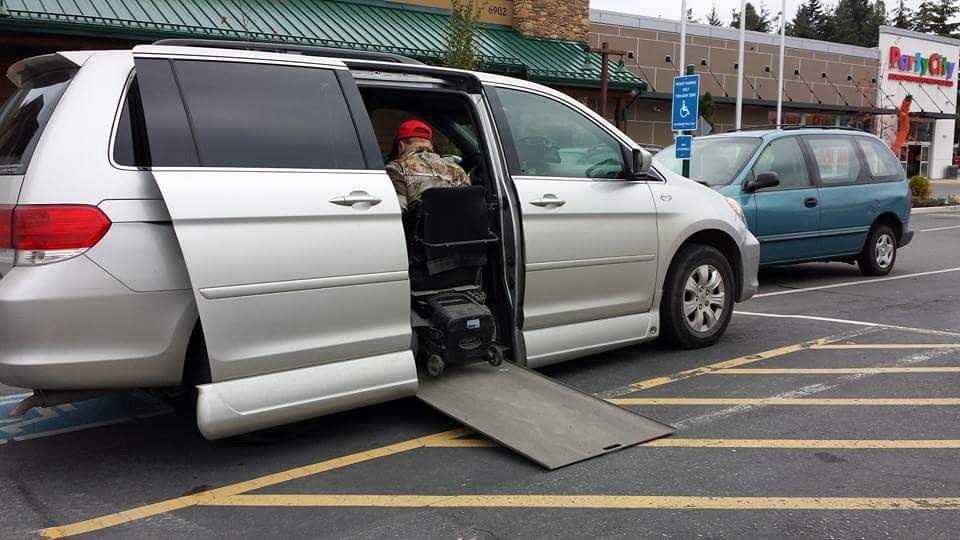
[857,224,897,276]
[660,243,735,349]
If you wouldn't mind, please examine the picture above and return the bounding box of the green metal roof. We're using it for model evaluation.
[0,0,645,90]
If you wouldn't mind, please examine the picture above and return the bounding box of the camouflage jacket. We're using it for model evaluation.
[385,148,470,209]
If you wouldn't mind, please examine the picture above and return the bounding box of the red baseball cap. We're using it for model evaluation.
[395,120,432,141]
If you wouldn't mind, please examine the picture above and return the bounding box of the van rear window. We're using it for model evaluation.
[0,69,74,175]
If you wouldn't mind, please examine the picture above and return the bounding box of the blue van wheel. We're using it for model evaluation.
[858,224,897,276]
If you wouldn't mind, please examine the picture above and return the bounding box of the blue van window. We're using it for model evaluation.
[752,137,810,190]
[857,137,903,179]
[807,137,861,186]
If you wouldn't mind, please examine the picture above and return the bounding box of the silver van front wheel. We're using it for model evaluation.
[682,264,726,333]
[661,244,735,349]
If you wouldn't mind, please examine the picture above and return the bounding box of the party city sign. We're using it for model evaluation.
[888,46,956,86]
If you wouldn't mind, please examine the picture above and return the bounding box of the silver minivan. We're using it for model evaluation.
[0,42,759,439]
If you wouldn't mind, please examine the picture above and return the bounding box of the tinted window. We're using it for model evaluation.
[857,137,904,179]
[751,137,811,190]
[807,136,861,186]
[0,69,74,175]
[655,137,760,186]
[170,61,364,169]
[496,88,624,179]
[133,59,201,167]
[114,78,149,167]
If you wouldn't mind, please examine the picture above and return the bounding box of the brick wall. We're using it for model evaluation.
[513,0,589,42]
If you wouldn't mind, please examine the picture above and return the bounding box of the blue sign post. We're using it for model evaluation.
[675,135,692,160]
[671,74,700,131]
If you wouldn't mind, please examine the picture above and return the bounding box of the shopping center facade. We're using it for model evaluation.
[592,11,960,179]
[2,1,957,177]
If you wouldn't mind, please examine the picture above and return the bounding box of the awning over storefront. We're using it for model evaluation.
[0,0,645,91]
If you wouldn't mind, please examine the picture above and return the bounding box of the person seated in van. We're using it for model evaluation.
[386,120,469,210]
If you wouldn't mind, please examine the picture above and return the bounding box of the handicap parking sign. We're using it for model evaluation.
[675,135,692,160]
[672,75,700,131]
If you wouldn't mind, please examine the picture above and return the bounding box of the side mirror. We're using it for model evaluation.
[629,147,653,178]
[744,171,780,193]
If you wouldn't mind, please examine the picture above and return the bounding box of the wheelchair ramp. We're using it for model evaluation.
[417,363,673,469]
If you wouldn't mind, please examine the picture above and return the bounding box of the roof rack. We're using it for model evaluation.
[723,124,866,134]
[152,39,423,65]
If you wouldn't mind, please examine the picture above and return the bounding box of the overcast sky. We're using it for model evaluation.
[589,0,927,27]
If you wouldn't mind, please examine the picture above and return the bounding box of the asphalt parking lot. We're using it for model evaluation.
[3,211,960,538]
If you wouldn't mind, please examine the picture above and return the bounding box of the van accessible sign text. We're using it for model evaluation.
[888,46,956,87]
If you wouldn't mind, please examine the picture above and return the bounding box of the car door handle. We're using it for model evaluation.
[529,194,566,208]
[330,191,382,208]
[804,197,818,208]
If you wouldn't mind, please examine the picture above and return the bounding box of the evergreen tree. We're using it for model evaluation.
[912,1,959,36]
[890,0,912,28]
[731,1,773,32]
[686,8,698,23]
[786,0,828,39]
[705,4,724,26]
[827,0,887,47]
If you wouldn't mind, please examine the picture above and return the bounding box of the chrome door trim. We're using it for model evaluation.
[198,270,409,300]
[527,254,656,272]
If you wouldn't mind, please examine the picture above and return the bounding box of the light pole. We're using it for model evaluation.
[776,0,786,126]
[736,0,746,129]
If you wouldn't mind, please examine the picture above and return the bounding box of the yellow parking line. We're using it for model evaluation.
[611,398,960,406]
[426,438,496,448]
[202,494,960,510]
[430,437,960,449]
[34,331,874,537]
[600,329,873,396]
[38,428,470,538]
[644,438,960,448]
[716,367,960,374]
[812,344,960,350]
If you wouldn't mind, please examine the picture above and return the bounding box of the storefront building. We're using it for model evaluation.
[588,12,959,178]
[876,27,959,178]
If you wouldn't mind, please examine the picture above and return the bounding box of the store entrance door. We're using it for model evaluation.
[900,142,929,178]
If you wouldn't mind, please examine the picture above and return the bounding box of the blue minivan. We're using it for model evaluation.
[656,128,913,275]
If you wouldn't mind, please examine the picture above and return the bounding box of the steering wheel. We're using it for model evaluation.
[585,158,623,179]
[460,151,483,174]
[517,136,561,164]
[577,144,614,164]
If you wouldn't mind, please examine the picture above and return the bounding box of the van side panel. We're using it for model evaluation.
[818,182,910,258]
[0,51,197,390]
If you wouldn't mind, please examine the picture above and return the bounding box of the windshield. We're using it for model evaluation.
[654,137,761,186]
[0,68,75,175]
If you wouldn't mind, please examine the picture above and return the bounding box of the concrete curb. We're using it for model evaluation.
[912,205,960,214]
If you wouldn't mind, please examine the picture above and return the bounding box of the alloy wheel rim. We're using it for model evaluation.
[875,233,894,268]
[682,264,726,334]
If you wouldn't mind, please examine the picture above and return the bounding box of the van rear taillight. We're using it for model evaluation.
[0,205,111,266]
[0,206,13,264]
